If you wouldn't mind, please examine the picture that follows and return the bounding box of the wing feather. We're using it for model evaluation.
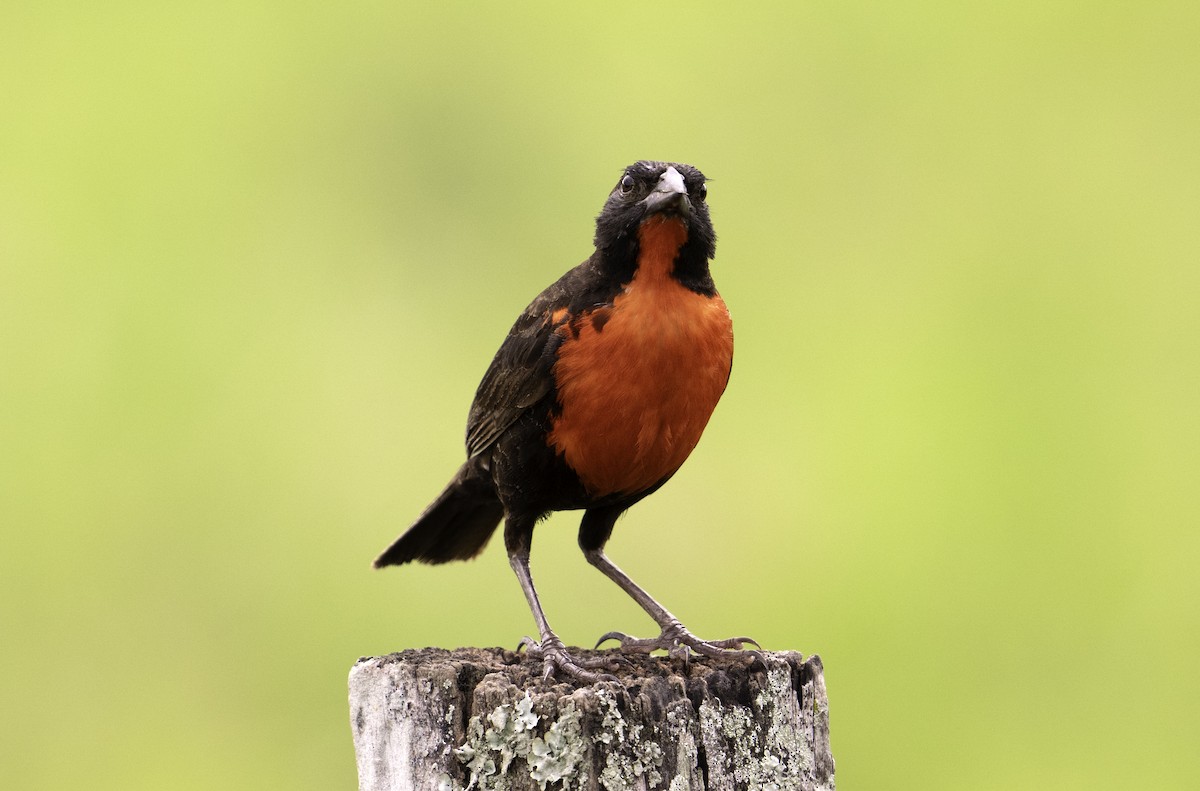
[465,257,609,458]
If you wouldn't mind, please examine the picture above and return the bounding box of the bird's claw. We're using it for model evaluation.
[518,634,620,683]
[595,631,634,650]
[595,622,761,662]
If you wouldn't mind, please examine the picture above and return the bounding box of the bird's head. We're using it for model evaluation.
[593,161,716,279]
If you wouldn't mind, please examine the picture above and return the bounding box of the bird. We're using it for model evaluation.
[374,160,757,681]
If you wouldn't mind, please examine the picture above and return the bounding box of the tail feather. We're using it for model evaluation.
[373,457,504,567]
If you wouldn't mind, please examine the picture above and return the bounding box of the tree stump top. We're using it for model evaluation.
[349,647,834,791]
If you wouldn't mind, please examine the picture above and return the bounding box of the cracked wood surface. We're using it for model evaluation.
[349,647,834,791]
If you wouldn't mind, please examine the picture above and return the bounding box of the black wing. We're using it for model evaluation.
[465,255,615,458]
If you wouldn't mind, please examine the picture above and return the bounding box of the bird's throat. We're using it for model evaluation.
[634,215,689,285]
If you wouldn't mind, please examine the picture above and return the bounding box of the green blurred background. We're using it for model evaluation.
[3,1,1198,788]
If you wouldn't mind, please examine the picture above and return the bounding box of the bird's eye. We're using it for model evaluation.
[619,175,635,195]
[697,182,708,202]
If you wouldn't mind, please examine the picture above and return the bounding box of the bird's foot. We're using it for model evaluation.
[517,634,621,683]
[595,620,761,662]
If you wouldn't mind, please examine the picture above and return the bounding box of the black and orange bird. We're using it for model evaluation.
[374,161,756,681]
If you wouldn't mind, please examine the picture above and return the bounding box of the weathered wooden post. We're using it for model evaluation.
[349,647,834,790]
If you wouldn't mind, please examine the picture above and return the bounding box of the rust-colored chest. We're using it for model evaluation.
[546,217,733,496]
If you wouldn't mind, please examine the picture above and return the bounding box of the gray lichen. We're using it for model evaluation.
[527,703,585,787]
[666,706,700,791]
[455,692,588,791]
[352,648,834,791]
[594,687,665,790]
[697,660,832,791]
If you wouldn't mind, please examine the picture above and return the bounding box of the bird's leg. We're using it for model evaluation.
[584,548,760,660]
[507,548,619,682]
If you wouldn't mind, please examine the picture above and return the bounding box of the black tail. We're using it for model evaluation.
[373,456,504,567]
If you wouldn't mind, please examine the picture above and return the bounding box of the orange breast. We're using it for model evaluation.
[547,217,734,496]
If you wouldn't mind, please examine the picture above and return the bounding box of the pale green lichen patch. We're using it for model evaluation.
[596,687,626,744]
[455,692,587,791]
[527,704,585,786]
[453,682,685,791]
[599,737,664,789]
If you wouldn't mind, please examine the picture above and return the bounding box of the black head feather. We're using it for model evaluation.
[592,161,717,294]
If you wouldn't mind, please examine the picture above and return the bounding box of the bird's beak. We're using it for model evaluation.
[641,166,691,217]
